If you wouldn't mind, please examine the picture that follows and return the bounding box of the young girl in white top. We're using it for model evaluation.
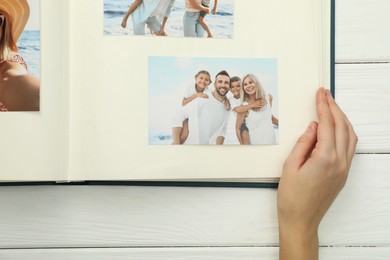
[172,70,212,144]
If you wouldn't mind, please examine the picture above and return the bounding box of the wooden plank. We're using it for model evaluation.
[1,247,390,260]
[336,64,390,153]
[0,155,389,248]
[336,0,390,62]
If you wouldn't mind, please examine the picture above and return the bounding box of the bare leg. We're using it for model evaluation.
[172,127,183,145]
[198,16,213,38]
[241,130,251,145]
[180,119,189,144]
[121,0,142,28]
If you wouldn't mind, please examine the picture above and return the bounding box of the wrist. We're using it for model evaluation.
[278,220,319,260]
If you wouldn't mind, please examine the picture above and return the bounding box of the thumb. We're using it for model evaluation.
[285,121,318,170]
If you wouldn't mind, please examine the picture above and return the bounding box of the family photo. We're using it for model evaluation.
[149,57,279,145]
[0,0,40,112]
[104,0,234,38]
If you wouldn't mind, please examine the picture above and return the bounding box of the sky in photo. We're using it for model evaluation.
[148,57,278,133]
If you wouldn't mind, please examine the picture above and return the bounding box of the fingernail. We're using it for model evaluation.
[306,121,316,132]
[326,89,333,100]
[319,88,327,102]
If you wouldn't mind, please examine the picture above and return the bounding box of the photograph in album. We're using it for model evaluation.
[148,56,279,145]
[0,0,40,112]
[104,0,234,38]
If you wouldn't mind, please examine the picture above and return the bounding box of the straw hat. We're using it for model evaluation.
[0,0,30,43]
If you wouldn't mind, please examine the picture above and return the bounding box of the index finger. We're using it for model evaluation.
[316,88,335,153]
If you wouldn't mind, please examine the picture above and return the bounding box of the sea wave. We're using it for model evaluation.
[104,10,127,16]
[18,30,40,78]
[215,11,233,16]
[104,1,234,38]
[105,9,232,17]
[104,1,232,16]
[18,45,40,51]
[149,132,172,145]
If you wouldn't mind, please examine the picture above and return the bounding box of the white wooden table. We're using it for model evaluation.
[1,1,390,259]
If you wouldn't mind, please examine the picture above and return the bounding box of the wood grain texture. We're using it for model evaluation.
[1,155,389,249]
[1,247,390,260]
[1,0,390,259]
[336,64,390,153]
[336,0,390,62]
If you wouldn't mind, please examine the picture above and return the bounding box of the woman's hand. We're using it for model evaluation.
[278,88,358,260]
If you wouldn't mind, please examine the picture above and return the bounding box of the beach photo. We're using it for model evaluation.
[104,0,234,38]
[149,57,279,145]
[0,0,40,112]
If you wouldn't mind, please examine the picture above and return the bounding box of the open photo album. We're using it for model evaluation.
[0,0,332,183]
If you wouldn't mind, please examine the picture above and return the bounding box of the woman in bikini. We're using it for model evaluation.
[0,0,40,112]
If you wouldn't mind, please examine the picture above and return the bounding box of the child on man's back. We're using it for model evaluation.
[172,70,212,145]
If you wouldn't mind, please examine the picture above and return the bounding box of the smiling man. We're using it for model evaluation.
[182,70,231,145]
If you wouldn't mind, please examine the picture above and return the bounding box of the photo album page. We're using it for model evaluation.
[67,0,330,182]
[0,0,330,183]
[0,0,69,182]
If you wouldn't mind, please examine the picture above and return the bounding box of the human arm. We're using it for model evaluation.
[216,136,225,145]
[121,0,143,28]
[277,88,358,260]
[272,115,279,126]
[233,99,266,113]
[224,97,231,111]
[268,94,279,126]
[188,0,209,13]
[1,66,40,111]
[127,0,143,15]
[182,92,209,106]
[212,0,218,14]
[158,16,169,36]
[158,0,175,36]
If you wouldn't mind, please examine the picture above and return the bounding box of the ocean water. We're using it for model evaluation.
[104,0,234,38]
[149,127,279,145]
[18,30,40,78]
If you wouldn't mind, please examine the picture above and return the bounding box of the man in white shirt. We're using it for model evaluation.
[182,71,231,145]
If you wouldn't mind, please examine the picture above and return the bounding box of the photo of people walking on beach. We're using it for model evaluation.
[149,57,279,145]
[0,0,40,112]
[104,0,234,38]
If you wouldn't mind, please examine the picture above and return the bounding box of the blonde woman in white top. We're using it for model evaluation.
[235,74,279,145]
